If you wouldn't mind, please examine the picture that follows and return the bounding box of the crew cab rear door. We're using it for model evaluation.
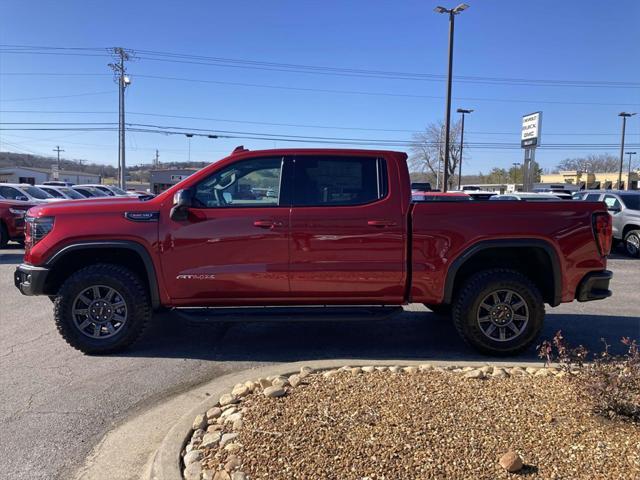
[160,156,291,303]
[288,154,405,303]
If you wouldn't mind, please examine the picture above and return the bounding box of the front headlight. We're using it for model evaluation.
[9,207,27,217]
[25,216,55,246]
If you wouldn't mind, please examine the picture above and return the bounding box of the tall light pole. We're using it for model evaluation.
[109,48,132,190]
[617,112,636,190]
[434,3,470,192]
[512,162,521,184]
[627,151,637,190]
[456,108,473,189]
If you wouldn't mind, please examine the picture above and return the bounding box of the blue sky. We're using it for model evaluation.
[0,0,638,174]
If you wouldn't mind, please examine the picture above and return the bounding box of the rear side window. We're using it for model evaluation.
[41,187,64,198]
[0,186,21,199]
[585,193,601,201]
[292,156,387,206]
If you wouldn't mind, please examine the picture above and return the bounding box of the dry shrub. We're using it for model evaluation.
[538,331,640,422]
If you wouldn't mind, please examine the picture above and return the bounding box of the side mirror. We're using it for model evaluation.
[17,195,29,201]
[170,189,193,221]
[608,206,621,213]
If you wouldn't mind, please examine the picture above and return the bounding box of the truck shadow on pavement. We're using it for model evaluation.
[122,311,640,363]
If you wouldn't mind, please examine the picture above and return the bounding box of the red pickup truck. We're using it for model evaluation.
[14,148,613,355]
[1,199,34,247]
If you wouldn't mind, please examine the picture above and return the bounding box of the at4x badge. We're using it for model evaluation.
[176,274,216,280]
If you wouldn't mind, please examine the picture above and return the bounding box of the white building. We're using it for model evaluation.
[0,166,100,185]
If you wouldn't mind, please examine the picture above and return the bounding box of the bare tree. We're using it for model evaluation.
[555,154,620,173]
[410,120,463,190]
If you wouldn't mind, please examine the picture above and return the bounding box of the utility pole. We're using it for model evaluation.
[617,112,636,190]
[109,47,133,190]
[154,149,160,168]
[456,108,473,189]
[627,152,637,190]
[186,134,193,162]
[53,146,64,170]
[434,3,470,192]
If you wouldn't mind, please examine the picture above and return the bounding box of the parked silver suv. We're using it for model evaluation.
[576,190,640,257]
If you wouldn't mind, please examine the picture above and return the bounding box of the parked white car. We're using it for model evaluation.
[490,192,563,201]
[37,185,86,200]
[75,184,130,197]
[0,183,63,203]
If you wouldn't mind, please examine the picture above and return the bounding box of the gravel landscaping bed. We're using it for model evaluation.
[182,365,640,480]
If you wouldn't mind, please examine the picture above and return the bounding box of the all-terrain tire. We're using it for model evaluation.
[452,269,545,356]
[623,229,640,258]
[54,263,151,354]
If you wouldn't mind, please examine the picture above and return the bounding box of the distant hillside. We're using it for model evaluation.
[0,151,210,183]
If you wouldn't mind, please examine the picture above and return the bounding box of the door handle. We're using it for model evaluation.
[367,220,397,227]
[253,220,283,229]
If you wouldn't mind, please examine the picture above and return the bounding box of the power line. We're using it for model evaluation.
[2,112,638,137]
[1,71,637,107]
[2,124,637,151]
[2,45,637,88]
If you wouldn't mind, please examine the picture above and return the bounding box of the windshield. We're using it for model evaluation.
[22,186,53,199]
[59,188,84,199]
[620,194,640,210]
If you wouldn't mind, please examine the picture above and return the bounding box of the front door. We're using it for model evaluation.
[288,155,406,303]
[160,156,291,304]
[603,194,624,238]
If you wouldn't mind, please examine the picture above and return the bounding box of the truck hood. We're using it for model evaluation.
[27,196,152,217]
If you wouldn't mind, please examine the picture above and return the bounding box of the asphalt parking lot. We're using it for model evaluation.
[0,244,638,480]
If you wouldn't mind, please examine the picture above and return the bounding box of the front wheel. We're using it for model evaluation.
[54,264,151,354]
[452,269,544,356]
[624,230,640,258]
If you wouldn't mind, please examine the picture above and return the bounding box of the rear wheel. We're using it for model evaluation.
[623,230,640,258]
[54,264,151,354]
[452,269,544,356]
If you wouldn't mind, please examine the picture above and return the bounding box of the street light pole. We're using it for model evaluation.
[627,152,637,190]
[456,108,473,189]
[435,3,469,192]
[618,112,636,190]
[512,162,520,184]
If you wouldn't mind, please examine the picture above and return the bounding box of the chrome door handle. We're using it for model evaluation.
[253,220,283,229]
[367,220,397,227]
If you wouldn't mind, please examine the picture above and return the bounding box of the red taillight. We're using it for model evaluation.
[593,212,612,257]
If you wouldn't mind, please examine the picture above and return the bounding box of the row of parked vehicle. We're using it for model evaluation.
[0,181,146,204]
[0,181,151,247]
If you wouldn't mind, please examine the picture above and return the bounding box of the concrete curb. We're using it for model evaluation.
[148,358,545,480]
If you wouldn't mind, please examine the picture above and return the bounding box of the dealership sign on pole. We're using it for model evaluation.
[521,112,542,148]
[520,111,542,191]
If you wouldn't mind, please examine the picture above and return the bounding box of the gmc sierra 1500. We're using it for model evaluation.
[15,147,613,355]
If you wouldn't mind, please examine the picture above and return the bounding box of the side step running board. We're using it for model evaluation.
[174,306,404,324]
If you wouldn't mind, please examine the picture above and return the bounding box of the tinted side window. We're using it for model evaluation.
[193,157,283,208]
[41,187,64,198]
[585,193,601,201]
[0,186,20,199]
[293,156,386,206]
